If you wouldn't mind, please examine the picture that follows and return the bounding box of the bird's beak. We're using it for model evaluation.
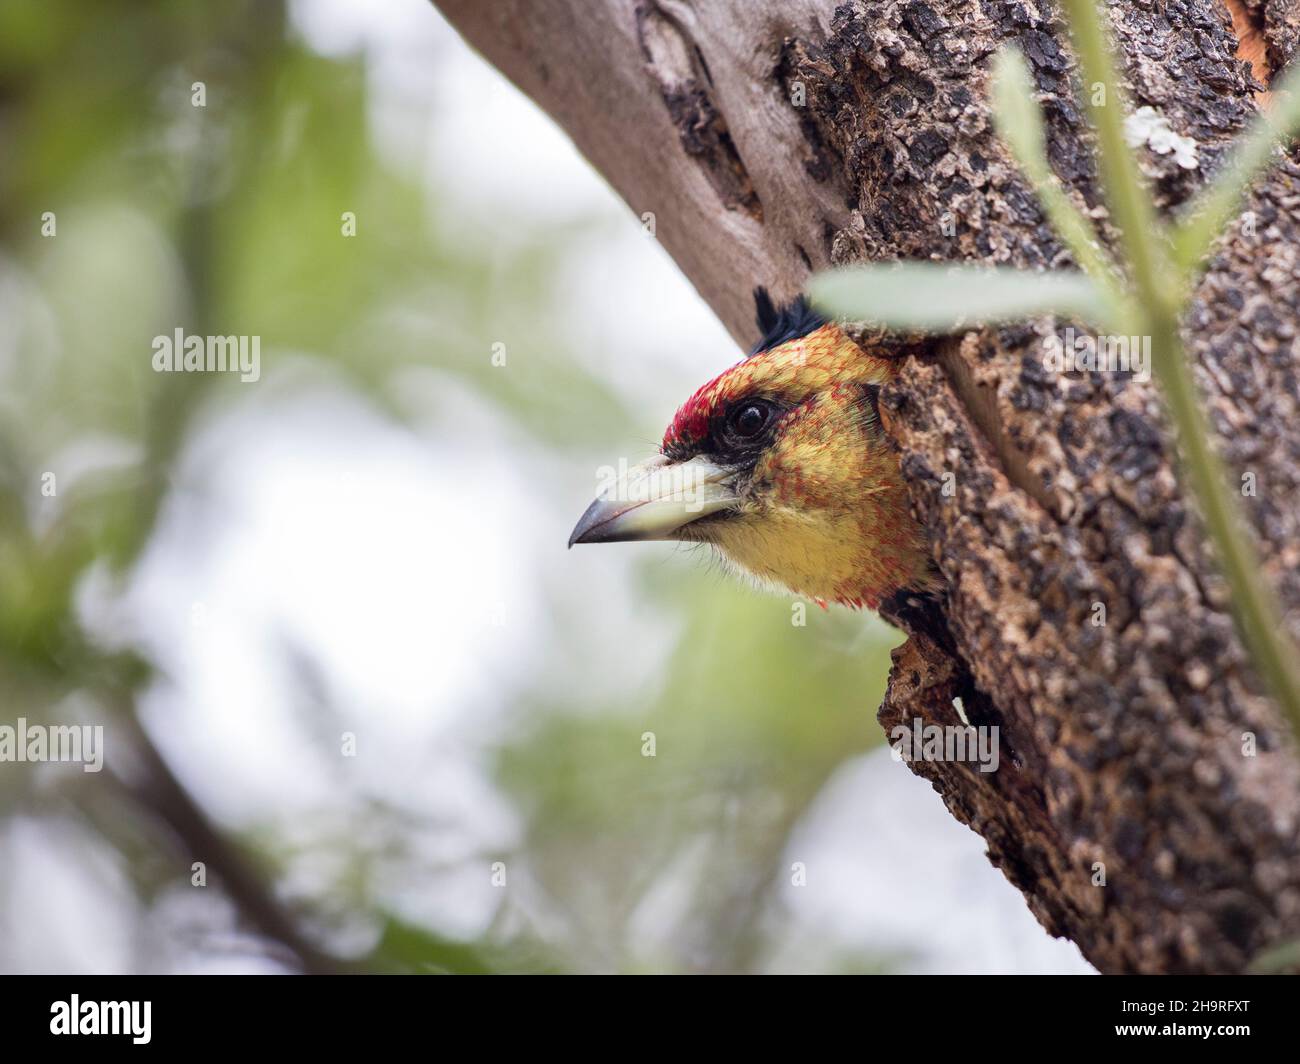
[569,454,740,547]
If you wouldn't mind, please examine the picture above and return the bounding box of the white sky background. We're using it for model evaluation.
[3,0,1091,974]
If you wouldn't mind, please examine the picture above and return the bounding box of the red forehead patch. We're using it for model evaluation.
[662,369,734,452]
[660,323,851,454]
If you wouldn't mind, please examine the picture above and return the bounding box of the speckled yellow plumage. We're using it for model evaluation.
[664,322,934,609]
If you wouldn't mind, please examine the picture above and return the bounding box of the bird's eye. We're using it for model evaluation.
[728,401,772,439]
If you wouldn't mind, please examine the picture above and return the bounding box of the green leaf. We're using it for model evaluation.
[808,263,1110,331]
[366,913,560,974]
[1173,60,1300,271]
[990,48,1121,306]
[991,47,1049,170]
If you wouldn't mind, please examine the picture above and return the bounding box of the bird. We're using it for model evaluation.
[568,289,936,611]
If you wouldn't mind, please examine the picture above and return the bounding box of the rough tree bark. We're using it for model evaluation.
[435,0,1300,973]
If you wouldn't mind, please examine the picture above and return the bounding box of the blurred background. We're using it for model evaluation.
[0,0,1090,973]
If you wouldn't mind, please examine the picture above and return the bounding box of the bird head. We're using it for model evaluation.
[569,290,933,610]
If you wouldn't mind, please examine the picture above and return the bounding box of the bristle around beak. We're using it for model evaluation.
[568,455,739,548]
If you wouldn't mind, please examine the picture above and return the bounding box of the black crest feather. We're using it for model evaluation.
[749,287,826,356]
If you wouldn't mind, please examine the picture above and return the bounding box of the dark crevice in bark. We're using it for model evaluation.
[636,1,764,219]
[935,335,1060,517]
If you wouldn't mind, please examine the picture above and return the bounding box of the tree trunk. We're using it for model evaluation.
[435,0,1300,973]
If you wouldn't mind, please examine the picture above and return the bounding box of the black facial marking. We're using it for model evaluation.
[862,383,882,426]
[715,397,783,463]
[663,396,788,468]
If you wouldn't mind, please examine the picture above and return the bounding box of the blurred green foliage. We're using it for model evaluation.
[0,0,900,973]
